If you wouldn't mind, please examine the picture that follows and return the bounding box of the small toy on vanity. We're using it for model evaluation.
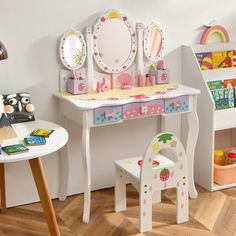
[96,78,110,93]
[149,59,169,84]
[118,72,132,89]
[67,70,88,95]
[136,72,144,87]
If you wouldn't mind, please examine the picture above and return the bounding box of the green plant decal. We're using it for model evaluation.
[150,63,157,70]
[157,133,173,144]
[73,49,82,64]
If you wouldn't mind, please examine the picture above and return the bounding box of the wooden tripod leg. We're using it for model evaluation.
[0,163,6,213]
[29,158,60,236]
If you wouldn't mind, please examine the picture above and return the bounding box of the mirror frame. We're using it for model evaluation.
[93,9,137,74]
[59,28,87,70]
[144,22,164,62]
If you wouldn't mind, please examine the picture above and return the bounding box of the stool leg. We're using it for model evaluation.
[0,163,6,213]
[140,191,152,233]
[176,185,189,224]
[29,158,60,236]
[115,166,126,212]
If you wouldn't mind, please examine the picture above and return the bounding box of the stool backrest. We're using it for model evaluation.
[140,132,188,191]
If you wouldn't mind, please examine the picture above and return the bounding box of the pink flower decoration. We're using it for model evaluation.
[129,94,149,99]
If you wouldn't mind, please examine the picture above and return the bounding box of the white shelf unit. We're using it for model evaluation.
[183,42,236,191]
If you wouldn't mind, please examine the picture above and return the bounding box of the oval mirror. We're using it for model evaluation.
[59,29,87,70]
[93,10,137,74]
[144,23,164,61]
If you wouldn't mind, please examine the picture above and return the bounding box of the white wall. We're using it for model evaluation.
[1,0,236,207]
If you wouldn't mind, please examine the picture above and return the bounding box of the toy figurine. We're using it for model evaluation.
[118,72,132,89]
[136,72,144,87]
[101,78,110,92]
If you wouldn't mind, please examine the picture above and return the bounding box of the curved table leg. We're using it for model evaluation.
[82,111,91,223]
[0,163,6,213]
[29,158,60,236]
[58,116,69,201]
[187,95,199,199]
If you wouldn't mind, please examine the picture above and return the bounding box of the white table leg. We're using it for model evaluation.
[82,111,91,223]
[58,115,69,201]
[186,95,199,198]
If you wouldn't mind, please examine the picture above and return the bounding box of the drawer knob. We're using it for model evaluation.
[172,101,182,110]
[104,111,115,118]
[140,105,148,114]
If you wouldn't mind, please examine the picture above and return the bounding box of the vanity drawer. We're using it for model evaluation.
[123,99,164,119]
[94,106,123,125]
[165,96,189,113]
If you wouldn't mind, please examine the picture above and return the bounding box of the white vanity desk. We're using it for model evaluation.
[56,9,200,223]
[55,84,199,223]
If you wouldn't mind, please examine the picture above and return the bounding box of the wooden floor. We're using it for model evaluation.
[0,184,235,236]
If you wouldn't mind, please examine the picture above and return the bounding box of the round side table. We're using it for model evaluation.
[0,120,68,236]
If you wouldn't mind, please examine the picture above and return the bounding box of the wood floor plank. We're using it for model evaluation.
[0,184,235,235]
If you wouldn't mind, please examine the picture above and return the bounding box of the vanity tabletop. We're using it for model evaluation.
[55,83,200,110]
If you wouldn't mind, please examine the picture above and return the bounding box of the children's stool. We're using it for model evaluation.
[114,132,189,232]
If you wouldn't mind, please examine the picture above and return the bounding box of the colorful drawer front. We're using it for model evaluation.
[123,99,164,119]
[165,96,189,113]
[94,106,122,125]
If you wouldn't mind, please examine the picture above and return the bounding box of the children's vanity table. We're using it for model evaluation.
[55,10,200,223]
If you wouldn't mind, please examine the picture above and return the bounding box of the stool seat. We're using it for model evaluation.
[114,154,175,181]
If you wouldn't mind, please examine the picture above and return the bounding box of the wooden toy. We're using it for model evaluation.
[149,60,169,84]
[136,72,144,87]
[101,78,110,92]
[114,132,189,232]
[67,76,88,95]
[0,95,17,143]
[96,82,101,93]
[200,25,230,44]
[118,73,132,89]
[3,93,35,124]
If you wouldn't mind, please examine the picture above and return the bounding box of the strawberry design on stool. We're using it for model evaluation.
[160,168,170,182]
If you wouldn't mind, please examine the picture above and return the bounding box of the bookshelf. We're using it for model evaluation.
[183,42,236,191]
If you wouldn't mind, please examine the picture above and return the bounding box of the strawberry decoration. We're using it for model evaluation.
[138,159,159,168]
[157,133,173,144]
[160,168,170,182]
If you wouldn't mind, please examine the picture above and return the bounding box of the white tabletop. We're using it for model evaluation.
[0,120,68,163]
[55,84,200,110]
